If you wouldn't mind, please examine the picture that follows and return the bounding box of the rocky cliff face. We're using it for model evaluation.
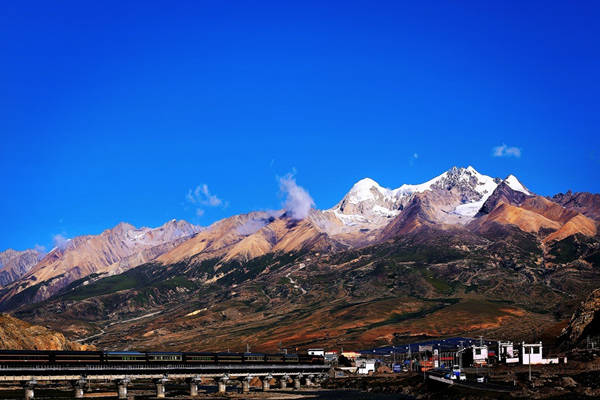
[560,288,600,348]
[0,249,43,286]
[0,313,92,350]
[552,191,600,221]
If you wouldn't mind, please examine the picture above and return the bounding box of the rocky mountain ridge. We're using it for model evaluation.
[0,248,43,286]
[0,219,202,308]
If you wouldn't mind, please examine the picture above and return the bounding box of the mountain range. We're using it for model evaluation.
[2,166,599,351]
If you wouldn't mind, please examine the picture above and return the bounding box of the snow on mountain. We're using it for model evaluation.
[328,166,528,224]
[504,174,531,195]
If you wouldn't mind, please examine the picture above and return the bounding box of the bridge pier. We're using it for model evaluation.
[262,374,272,391]
[188,376,201,396]
[116,378,130,399]
[241,376,252,393]
[305,374,314,387]
[73,379,87,399]
[217,375,228,394]
[279,375,288,389]
[294,375,302,390]
[154,377,168,398]
[24,380,36,400]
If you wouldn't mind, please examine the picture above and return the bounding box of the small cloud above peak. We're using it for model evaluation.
[52,234,70,251]
[278,173,315,220]
[186,184,227,217]
[493,144,522,158]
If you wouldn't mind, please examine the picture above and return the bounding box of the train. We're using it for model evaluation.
[0,350,325,366]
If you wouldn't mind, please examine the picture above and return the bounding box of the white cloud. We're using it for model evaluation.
[52,234,70,250]
[493,144,522,158]
[186,184,227,217]
[34,244,46,254]
[278,173,315,220]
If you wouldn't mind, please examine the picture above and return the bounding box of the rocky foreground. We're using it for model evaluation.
[0,313,93,350]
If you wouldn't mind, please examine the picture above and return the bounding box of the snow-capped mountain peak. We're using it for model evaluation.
[328,166,528,225]
[504,174,531,195]
[345,178,393,204]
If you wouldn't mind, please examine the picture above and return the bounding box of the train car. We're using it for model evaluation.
[147,352,183,363]
[298,352,325,365]
[0,350,50,366]
[216,352,243,363]
[265,353,285,363]
[104,351,147,364]
[53,351,103,364]
[243,353,266,363]
[284,353,299,363]
[183,352,216,364]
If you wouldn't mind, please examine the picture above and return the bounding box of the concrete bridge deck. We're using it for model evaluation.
[0,364,330,399]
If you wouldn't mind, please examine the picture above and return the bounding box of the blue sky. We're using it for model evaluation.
[1,1,599,252]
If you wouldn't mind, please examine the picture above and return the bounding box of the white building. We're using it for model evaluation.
[520,342,564,365]
[307,348,325,357]
[498,341,519,363]
[472,345,488,365]
[521,342,543,365]
[357,359,376,374]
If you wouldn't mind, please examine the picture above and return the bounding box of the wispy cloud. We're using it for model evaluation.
[493,144,522,158]
[409,152,419,166]
[34,244,46,254]
[52,234,70,250]
[278,172,315,220]
[186,184,227,217]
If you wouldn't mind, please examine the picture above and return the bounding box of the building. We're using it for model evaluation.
[307,348,325,357]
[472,345,488,365]
[520,342,564,365]
[341,351,361,360]
[521,342,543,365]
[498,341,519,363]
[324,350,338,363]
[357,359,376,374]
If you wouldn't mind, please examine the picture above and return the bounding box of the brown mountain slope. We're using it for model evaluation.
[157,212,275,264]
[471,202,561,234]
[544,214,597,243]
[472,196,597,244]
[158,211,344,265]
[0,313,92,350]
[222,217,343,262]
[520,196,578,224]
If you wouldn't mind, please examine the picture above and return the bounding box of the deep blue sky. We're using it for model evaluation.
[1,1,599,251]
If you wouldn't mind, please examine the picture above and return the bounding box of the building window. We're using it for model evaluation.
[475,349,481,355]
[532,347,540,354]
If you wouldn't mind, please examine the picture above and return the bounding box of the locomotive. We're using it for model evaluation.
[0,350,324,366]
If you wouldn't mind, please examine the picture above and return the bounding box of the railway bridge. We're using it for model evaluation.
[0,363,330,399]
